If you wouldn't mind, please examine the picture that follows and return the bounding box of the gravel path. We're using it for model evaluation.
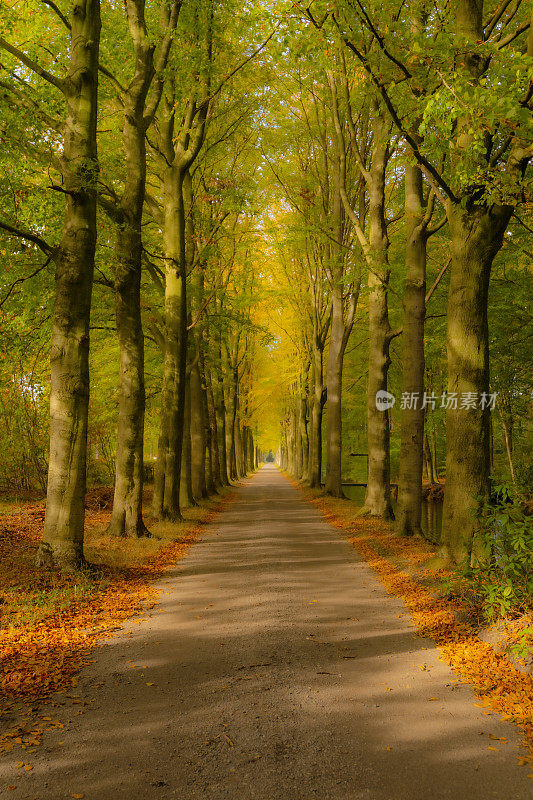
[2,464,530,799]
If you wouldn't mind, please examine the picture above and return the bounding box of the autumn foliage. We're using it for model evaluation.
[0,492,235,753]
[294,483,533,764]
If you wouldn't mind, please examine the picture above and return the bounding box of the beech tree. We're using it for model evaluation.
[1,0,102,569]
[317,0,532,558]
[1,0,530,575]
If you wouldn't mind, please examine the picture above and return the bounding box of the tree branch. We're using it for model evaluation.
[0,218,54,255]
[0,36,63,91]
[0,255,53,308]
[336,23,456,203]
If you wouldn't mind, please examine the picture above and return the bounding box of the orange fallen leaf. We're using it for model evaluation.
[487,746,499,751]
[305,490,533,760]
[71,794,85,799]
[24,764,33,770]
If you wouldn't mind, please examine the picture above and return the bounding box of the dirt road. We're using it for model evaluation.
[2,465,530,799]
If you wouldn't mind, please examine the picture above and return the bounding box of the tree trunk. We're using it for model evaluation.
[438,203,510,564]
[152,348,172,517]
[424,431,436,484]
[362,110,394,520]
[300,392,309,482]
[235,412,244,479]
[108,1,163,538]
[308,344,325,488]
[228,369,239,480]
[203,380,216,495]
[396,159,427,536]
[38,0,101,569]
[160,166,188,520]
[325,285,345,497]
[248,429,255,472]
[430,426,439,481]
[190,358,207,500]
[108,228,147,537]
[180,373,196,507]
[216,353,229,484]
[205,367,222,487]
[294,404,303,478]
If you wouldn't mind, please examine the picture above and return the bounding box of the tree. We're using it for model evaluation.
[1,0,102,569]
[334,0,532,559]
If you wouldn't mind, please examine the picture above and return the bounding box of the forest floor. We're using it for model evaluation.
[0,464,532,799]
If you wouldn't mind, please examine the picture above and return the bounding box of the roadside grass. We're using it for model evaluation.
[301,486,532,652]
[0,487,235,753]
[291,480,533,763]
[0,491,231,631]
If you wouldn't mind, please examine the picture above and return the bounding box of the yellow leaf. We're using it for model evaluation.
[24,764,33,770]
[487,746,499,751]
[146,682,155,686]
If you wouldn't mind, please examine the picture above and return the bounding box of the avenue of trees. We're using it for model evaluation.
[0,0,531,570]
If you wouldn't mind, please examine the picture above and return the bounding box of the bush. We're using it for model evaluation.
[465,485,533,621]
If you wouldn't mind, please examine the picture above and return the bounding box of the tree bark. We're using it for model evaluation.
[424,431,436,485]
[109,0,182,537]
[205,365,222,487]
[308,341,326,488]
[396,158,427,536]
[180,374,196,507]
[190,357,208,500]
[438,203,510,563]
[362,111,394,520]
[299,393,309,482]
[215,344,230,484]
[161,166,188,520]
[152,347,172,516]
[38,0,101,569]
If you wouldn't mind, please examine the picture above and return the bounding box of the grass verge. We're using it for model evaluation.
[291,480,533,767]
[0,488,235,754]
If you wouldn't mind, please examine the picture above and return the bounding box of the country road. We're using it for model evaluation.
[2,465,530,799]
